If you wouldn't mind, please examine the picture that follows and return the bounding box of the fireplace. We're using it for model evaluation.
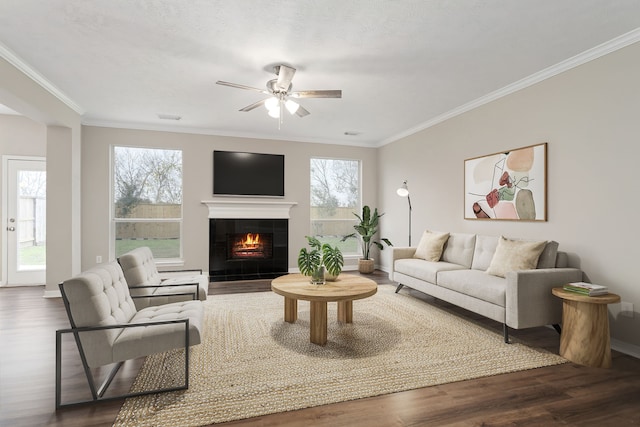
[228,232,273,259]
[209,218,288,281]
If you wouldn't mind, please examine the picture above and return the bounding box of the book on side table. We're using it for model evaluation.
[563,282,609,296]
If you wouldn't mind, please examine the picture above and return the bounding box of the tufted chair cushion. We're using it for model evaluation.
[119,246,208,308]
[118,246,162,288]
[61,261,203,368]
[61,262,138,367]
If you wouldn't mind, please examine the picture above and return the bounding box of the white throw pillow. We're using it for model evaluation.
[414,231,450,262]
[486,236,546,278]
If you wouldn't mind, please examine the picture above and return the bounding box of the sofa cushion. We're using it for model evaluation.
[537,241,559,269]
[486,236,546,278]
[441,233,476,268]
[395,258,466,284]
[471,235,499,271]
[414,230,450,261]
[437,269,506,306]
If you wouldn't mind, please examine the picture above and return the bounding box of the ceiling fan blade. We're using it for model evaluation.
[295,105,310,117]
[239,98,267,112]
[275,65,296,91]
[216,80,269,94]
[290,90,342,99]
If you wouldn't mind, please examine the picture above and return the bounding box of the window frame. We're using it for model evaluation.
[309,156,362,257]
[110,145,184,265]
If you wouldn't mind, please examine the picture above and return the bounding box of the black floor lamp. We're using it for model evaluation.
[396,180,412,246]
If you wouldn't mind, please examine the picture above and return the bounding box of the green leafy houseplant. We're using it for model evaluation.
[321,243,344,279]
[342,205,392,273]
[297,236,344,282]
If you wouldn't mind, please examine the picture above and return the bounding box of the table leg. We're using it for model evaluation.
[284,297,297,323]
[310,301,327,345]
[337,300,353,323]
[560,299,612,368]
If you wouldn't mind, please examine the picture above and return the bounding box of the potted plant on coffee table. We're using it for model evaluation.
[321,242,344,281]
[342,205,392,274]
[298,236,344,283]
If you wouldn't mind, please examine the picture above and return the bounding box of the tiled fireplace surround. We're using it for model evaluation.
[202,200,297,282]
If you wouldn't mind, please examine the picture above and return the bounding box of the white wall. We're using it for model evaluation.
[81,126,378,273]
[0,115,46,282]
[0,56,82,294]
[378,42,640,348]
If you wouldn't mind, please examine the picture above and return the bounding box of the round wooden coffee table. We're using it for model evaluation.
[552,287,621,368]
[271,273,377,345]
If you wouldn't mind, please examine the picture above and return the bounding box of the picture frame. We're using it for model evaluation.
[464,142,547,221]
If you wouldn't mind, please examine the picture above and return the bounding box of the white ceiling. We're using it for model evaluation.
[1,1,639,146]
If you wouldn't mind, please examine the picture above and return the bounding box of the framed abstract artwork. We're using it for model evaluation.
[464,143,547,221]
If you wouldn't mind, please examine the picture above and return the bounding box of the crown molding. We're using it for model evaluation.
[378,27,640,147]
[82,119,377,147]
[0,42,85,115]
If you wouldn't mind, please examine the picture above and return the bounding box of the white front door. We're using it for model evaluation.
[4,157,46,286]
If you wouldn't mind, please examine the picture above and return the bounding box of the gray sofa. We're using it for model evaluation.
[389,232,583,342]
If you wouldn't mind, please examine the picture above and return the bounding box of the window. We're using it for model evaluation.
[112,146,183,260]
[310,158,360,255]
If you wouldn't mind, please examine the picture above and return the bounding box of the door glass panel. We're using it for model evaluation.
[17,170,46,271]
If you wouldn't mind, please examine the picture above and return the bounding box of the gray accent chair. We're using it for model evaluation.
[55,261,203,408]
[118,246,209,309]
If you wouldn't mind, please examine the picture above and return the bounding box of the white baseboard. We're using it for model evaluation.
[43,289,61,298]
[611,338,640,359]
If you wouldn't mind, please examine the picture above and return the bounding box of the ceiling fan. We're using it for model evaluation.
[216,65,341,124]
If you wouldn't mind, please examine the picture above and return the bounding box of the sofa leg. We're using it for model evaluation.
[503,324,510,344]
[552,323,562,334]
[395,284,404,293]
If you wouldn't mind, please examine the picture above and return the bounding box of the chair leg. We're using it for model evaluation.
[97,362,124,398]
[56,325,190,409]
[503,324,510,344]
[395,283,404,293]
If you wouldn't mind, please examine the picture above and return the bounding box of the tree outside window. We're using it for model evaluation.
[310,158,360,254]
[113,146,182,259]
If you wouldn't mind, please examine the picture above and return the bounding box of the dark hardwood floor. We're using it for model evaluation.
[1,271,639,426]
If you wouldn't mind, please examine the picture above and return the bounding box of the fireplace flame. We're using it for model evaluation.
[243,233,260,246]
[229,232,271,259]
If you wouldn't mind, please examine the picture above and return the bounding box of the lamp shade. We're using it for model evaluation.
[397,180,409,197]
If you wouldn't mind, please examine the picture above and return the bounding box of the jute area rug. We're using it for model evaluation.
[114,285,566,426]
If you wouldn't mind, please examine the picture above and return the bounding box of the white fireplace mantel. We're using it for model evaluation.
[201,200,298,219]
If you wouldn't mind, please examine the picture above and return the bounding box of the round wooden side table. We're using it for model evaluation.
[552,287,620,368]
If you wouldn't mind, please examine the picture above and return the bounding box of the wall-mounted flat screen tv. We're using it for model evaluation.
[213,150,285,197]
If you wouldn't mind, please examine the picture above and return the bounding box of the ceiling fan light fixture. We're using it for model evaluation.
[267,107,280,119]
[217,63,342,126]
[265,97,279,111]
[285,99,299,114]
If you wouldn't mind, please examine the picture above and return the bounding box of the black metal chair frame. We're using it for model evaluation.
[127,282,200,301]
[55,283,191,409]
[116,257,202,301]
